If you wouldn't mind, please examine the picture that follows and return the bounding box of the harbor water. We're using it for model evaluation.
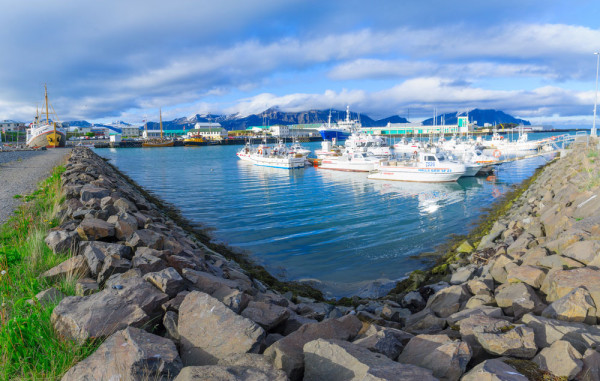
[96,132,573,298]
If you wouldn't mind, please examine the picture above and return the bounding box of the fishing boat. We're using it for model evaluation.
[288,138,311,157]
[237,140,306,169]
[393,137,429,155]
[142,109,174,147]
[315,140,343,159]
[319,151,382,172]
[318,106,360,141]
[26,85,66,148]
[345,132,392,158]
[183,132,207,146]
[368,152,466,182]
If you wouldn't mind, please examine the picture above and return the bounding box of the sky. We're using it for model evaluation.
[1,0,600,127]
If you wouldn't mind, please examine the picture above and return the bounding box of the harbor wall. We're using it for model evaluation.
[40,143,600,379]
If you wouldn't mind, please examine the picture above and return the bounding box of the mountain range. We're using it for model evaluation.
[67,108,530,131]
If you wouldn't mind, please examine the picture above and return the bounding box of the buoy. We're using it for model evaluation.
[493,150,502,158]
[486,175,497,182]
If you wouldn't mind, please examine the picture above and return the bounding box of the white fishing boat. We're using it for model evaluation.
[315,140,343,159]
[393,137,429,155]
[288,139,311,157]
[368,152,466,182]
[26,85,66,148]
[483,128,543,151]
[237,141,306,169]
[319,151,382,172]
[345,133,392,158]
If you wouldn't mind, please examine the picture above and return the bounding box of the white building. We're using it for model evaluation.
[270,125,316,138]
[188,122,228,140]
[121,126,140,138]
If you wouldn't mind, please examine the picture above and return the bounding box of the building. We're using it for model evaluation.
[121,126,140,138]
[270,124,318,138]
[362,117,472,135]
[0,120,26,132]
[187,122,228,140]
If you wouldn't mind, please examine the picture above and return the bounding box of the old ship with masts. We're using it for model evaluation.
[26,85,66,148]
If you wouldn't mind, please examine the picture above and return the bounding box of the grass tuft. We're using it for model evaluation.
[0,165,99,379]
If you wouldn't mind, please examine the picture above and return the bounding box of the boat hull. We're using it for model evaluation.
[26,128,66,148]
[368,166,464,182]
[319,130,351,141]
[183,138,207,146]
[319,160,377,172]
[142,140,174,147]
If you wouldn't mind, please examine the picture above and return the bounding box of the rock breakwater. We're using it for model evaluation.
[42,146,600,380]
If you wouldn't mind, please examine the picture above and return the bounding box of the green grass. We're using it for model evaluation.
[0,166,99,380]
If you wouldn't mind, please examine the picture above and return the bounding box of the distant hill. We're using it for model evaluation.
[422,109,530,126]
[90,108,409,131]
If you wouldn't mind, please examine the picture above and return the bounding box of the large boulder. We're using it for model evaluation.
[506,265,546,289]
[178,291,265,366]
[533,340,583,380]
[461,359,528,381]
[263,314,362,380]
[521,313,600,353]
[425,285,470,318]
[144,267,185,298]
[542,287,597,324]
[52,275,168,343]
[61,327,182,380]
[173,365,287,381]
[240,301,290,331]
[396,334,471,381]
[494,282,545,319]
[544,268,600,316]
[576,348,600,381]
[403,308,447,334]
[107,212,138,240]
[303,339,437,381]
[79,184,110,202]
[353,324,413,360]
[76,218,115,241]
[127,229,165,250]
[41,256,90,283]
[45,230,79,254]
[562,240,600,265]
[217,353,288,379]
[475,325,538,359]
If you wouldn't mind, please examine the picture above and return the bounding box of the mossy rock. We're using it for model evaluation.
[456,240,474,254]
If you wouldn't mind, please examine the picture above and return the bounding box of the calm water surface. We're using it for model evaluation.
[96,132,573,297]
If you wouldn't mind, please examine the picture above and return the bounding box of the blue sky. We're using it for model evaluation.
[1,0,599,127]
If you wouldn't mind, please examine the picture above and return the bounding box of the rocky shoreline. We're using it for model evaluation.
[38,145,600,380]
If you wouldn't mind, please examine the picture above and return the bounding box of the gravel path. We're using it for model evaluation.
[0,149,72,225]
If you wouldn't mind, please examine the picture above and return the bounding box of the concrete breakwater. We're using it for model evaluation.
[39,144,600,380]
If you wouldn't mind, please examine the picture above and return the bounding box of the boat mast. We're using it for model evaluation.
[45,84,50,125]
[160,108,163,140]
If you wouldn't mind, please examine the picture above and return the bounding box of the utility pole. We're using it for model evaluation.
[593,52,599,138]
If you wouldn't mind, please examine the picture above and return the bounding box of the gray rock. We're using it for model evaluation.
[303,338,437,381]
[97,255,131,285]
[211,286,250,314]
[45,230,79,254]
[182,268,246,294]
[76,218,115,241]
[425,285,471,318]
[446,306,504,326]
[263,314,362,380]
[475,325,537,359]
[79,184,110,202]
[178,291,265,366]
[127,229,165,250]
[173,365,286,381]
[52,275,169,343]
[544,268,600,315]
[494,282,545,319]
[164,310,180,341]
[61,327,182,381]
[353,324,413,360]
[402,290,426,311]
[144,267,185,298]
[278,311,318,336]
[404,308,447,335]
[458,314,514,360]
[75,278,99,296]
[35,287,65,306]
[576,348,600,381]
[450,266,477,285]
[461,358,528,381]
[521,313,600,353]
[296,302,334,321]
[132,252,166,274]
[506,265,546,289]
[397,334,471,381]
[465,293,496,309]
[533,340,582,380]
[380,305,411,324]
[162,291,190,313]
[241,301,290,331]
[542,287,597,325]
[562,240,600,265]
[41,256,90,283]
[107,212,138,240]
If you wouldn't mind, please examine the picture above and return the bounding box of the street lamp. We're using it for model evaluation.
[593,52,600,138]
